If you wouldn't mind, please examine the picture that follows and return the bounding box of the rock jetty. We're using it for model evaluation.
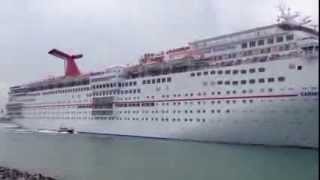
[0,166,56,180]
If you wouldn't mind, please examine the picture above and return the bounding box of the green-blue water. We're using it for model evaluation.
[0,123,318,180]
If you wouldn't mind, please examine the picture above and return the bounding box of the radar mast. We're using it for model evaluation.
[276,2,313,27]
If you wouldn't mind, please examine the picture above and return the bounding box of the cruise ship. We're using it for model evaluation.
[6,8,319,148]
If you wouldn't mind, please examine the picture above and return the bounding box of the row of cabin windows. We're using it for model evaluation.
[91,76,116,83]
[115,102,155,107]
[191,67,265,77]
[119,81,137,87]
[117,98,256,109]
[16,80,90,94]
[121,96,141,101]
[210,44,292,70]
[20,95,305,120]
[141,87,275,100]
[93,81,137,89]
[93,90,118,96]
[93,83,116,89]
[21,88,292,115]
[120,89,141,95]
[120,109,225,114]
[93,89,141,96]
[118,87,275,102]
[43,87,90,95]
[242,34,294,48]
[118,108,246,115]
[212,46,271,61]
[215,41,293,61]
[117,89,284,108]
[215,76,285,86]
[142,77,172,85]
[242,44,291,57]
[101,108,305,121]
[115,117,206,122]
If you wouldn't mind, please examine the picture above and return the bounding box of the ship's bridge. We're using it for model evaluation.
[296,36,319,58]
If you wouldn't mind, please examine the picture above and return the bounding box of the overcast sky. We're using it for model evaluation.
[0,0,318,108]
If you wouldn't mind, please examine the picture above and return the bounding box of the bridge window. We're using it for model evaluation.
[249,41,256,47]
[249,68,255,73]
[276,36,284,43]
[232,81,238,85]
[258,39,264,46]
[286,34,294,41]
[278,77,285,82]
[258,78,265,83]
[268,77,275,82]
[267,37,274,44]
[249,79,255,84]
[258,67,265,72]
[241,69,247,74]
[242,42,248,48]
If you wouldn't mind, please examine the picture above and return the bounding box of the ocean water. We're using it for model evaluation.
[0,122,318,180]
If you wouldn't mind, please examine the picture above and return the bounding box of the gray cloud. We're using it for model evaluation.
[0,0,318,108]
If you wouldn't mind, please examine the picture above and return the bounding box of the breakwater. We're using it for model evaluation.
[0,166,56,180]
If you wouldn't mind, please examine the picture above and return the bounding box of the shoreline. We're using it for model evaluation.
[0,166,56,180]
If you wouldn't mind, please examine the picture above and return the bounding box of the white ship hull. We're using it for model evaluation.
[12,57,319,148]
[7,23,319,148]
[14,103,318,148]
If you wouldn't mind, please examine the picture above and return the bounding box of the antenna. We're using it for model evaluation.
[310,24,319,31]
[276,2,313,26]
[48,49,83,77]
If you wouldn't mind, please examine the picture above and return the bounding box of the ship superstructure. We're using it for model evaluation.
[6,9,319,148]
